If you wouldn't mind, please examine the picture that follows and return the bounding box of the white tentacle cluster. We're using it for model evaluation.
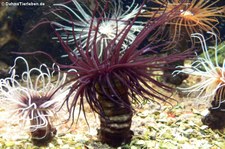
[52,0,144,58]
[0,57,69,139]
[173,32,225,107]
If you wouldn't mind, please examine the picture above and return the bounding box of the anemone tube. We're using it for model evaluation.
[173,32,225,129]
[94,78,133,146]
[202,92,225,130]
[49,0,192,147]
[0,57,69,146]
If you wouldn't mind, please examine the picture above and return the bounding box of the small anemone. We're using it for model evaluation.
[174,32,225,107]
[51,0,144,57]
[0,57,69,146]
[142,0,225,43]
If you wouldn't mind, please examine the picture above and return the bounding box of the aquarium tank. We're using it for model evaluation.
[0,0,225,148]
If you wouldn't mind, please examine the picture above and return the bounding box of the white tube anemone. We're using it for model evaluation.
[173,32,225,107]
[51,0,144,58]
[0,57,69,139]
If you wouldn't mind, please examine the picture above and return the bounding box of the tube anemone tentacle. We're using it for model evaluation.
[0,57,69,146]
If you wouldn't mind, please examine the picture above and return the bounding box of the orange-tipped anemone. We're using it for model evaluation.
[142,0,225,43]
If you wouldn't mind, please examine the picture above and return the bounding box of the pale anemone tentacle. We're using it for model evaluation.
[173,32,225,107]
[10,57,36,90]
[0,57,70,139]
[29,67,49,90]
[51,0,144,58]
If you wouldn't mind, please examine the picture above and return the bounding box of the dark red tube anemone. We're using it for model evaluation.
[27,0,191,147]
[49,0,192,147]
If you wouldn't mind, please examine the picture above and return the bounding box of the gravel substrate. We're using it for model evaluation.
[1,96,225,149]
